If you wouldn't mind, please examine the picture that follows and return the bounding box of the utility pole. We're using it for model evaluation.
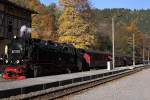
[104,16,122,69]
[112,17,115,69]
[148,50,149,64]
[143,47,145,64]
[143,38,145,64]
[133,33,135,66]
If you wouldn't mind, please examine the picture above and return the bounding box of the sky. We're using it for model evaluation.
[40,0,150,10]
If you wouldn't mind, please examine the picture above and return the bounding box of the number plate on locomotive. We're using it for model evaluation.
[12,50,20,53]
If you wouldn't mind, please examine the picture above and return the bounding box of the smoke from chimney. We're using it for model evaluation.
[20,25,32,39]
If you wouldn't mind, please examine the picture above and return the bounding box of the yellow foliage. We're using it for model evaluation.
[32,31,39,39]
[127,22,139,33]
[58,0,94,49]
[58,34,95,49]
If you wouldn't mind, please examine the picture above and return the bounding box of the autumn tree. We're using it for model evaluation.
[58,0,95,49]
[46,3,63,40]
[29,0,58,41]
[127,21,144,56]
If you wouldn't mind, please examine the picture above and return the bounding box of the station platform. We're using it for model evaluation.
[0,64,146,98]
[60,65,150,100]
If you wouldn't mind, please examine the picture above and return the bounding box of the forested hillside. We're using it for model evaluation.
[91,8,150,56]
[8,0,150,57]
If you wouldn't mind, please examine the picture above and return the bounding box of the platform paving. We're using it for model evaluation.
[0,65,145,98]
[0,67,128,90]
[56,66,150,100]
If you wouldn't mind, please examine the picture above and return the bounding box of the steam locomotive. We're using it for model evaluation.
[2,38,81,79]
[2,36,143,80]
[1,26,143,80]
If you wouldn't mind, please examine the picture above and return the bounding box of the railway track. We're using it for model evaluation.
[2,65,149,100]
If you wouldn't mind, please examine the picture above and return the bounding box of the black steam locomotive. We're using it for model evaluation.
[3,37,86,78]
[2,34,143,80]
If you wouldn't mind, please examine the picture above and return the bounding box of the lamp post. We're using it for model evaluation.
[148,49,149,64]
[104,15,122,69]
[143,47,145,64]
[143,40,145,64]
[132,33,135,66]
[112,17,115,69]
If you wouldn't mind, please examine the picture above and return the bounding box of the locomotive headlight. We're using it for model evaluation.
[5,60,8,64]
[5,45,8,55]
[16,60,20,64]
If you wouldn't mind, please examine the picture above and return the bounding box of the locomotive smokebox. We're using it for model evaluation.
[20,25,32,40]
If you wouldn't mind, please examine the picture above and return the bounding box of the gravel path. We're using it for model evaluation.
[55,68,150,100]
